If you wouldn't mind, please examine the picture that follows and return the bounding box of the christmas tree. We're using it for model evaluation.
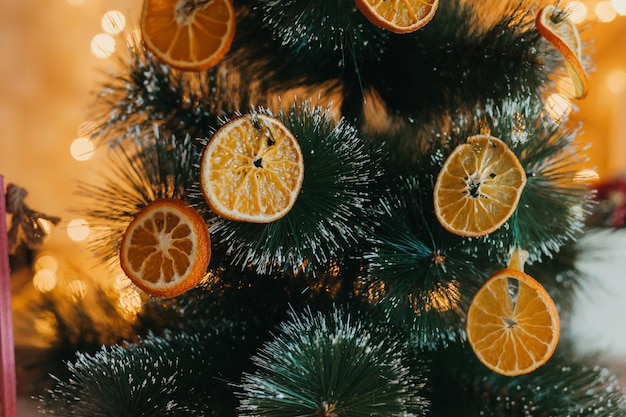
[36,0,626,415]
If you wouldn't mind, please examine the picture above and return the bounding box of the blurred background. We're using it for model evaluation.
[1,0,626,413]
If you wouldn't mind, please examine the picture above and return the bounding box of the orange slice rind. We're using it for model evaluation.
[119,198,211,298]
[536,5,588,99]
[466,258,560,376]
[140,0,236,72]
[433,135,526,237]
[355,0,439,34]
[199,114,305,223]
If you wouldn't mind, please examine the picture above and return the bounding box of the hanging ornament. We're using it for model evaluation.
[536,5,588,99]
[433,134,526,237]
[140,0,236,71]
[466,248,560,376]
[119,198,211,298]
[355,0,439,34]
[199,113,304,223]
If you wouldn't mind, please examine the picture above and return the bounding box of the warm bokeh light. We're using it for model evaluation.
[612,0,626,15]
[126,29,143,51]
[565,1,588,23]
[65,0,86,5]
[90,33,116,58]
[70,137,95,161]
[574,169,601,183]
[545,93,573,122]
[33,269,57,293]
[34,254,59,273]
[101,10,126,35]
[67,218,90,241]
[68,280,88,302]
[607,70,626,95]
[596,1,618,21]
[117,287,143,320]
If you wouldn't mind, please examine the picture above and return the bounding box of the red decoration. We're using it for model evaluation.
[0,175,17,417]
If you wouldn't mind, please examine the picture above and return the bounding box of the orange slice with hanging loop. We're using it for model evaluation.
[119,198,211,298]
[466,249,560,376]
[199,114,305,223]
[433,135,526,237]
[355,0,439,34]
[140,0,236,71]
[536,5,588,99]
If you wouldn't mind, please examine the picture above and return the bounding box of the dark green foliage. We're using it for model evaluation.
[238,307,429,417]
[75,129,204,264]
[40,332,235,417]
[38,0,626,415]
[363,176,489,349]
[426,339,626,416]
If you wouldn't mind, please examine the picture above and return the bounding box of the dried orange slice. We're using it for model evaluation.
[140,0,236,72]
[355,0,438,34]
[119,198,211,298]
[466,250,560,376]
[433,135,526,237]
[536,5,588,99]
[199,114,304,223]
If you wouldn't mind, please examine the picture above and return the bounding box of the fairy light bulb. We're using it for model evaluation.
[91,33,116,58]
[565,1,588,23]
[101,10,126,35]
[612,0,626,15]
[33,269,57,293]
[596,1,617,21]
[70,137,95,161]
[545,93,572,122]
[67,218,90,242]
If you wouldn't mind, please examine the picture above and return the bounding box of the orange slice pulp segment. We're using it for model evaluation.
[199,114,305,223]
[433,135,526,237]
[536,5,588,99]
[140,0,236,71]
[355,0,439,34]
[120,198,211,298]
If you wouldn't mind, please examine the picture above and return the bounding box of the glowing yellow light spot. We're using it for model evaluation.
[607,70,626,95]
[33,269,57,293]
[596,1,617,21]
[126,29,143,51]
[574,169,600,183]
[113,273,132,292]
[34,312,57,341]
[612,0,626,15]
[70,137,95,161]
[68,280,88,302]
[565,1,588,23]
[34,254,59,273]
[101,10,126,35]
[117,287,143,320]
[545,93,572,123]
[67,218,90,242]
[90,33,116,58]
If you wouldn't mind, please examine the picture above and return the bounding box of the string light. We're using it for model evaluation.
[33,269,57,293]
[612,0,626,15]
[90,33,116,58]
[596,1,618,22]
[565,1,588,23]
[67,218,90,242]
[70,137,95,161]
[34,254,59,273]
[545,93,573,123]
[101,10,126,35]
